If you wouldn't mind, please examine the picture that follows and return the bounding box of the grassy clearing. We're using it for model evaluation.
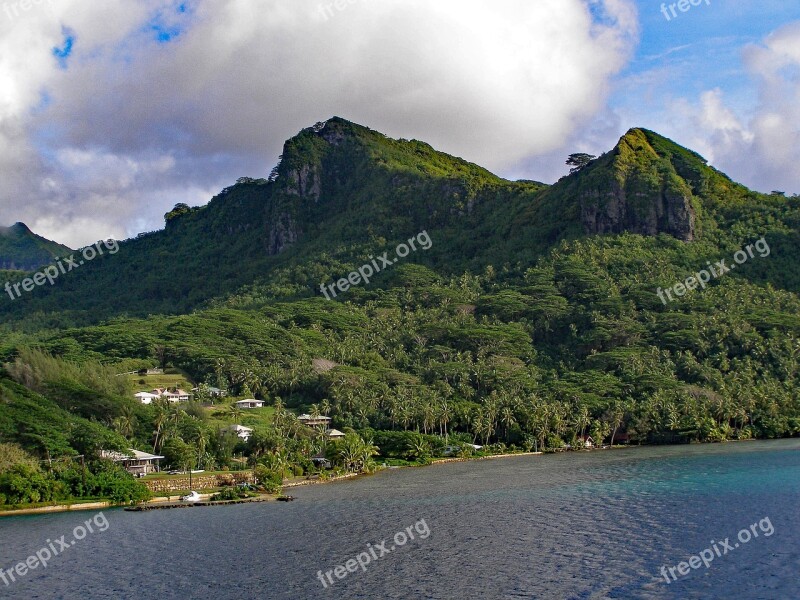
[206,401,276,431]
[127,371,194,393]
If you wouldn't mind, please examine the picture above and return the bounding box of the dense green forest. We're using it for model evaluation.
[0,119,798,506]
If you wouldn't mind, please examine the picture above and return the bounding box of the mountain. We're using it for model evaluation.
[0,222,73,272]
[0,118,798,495]
[2,117,794,327]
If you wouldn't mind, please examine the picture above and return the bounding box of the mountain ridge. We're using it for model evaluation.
[0,118,793,326]
[0,222,74,272]
[0,119,798,485]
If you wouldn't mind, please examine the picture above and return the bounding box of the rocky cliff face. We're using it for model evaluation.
[580,177,696,242]
[575,129,698,242]
[284,163,321,202]
[265,211,300,255]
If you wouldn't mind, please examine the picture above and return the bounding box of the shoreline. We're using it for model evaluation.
[0,439,784,517]
[0,500,112,518]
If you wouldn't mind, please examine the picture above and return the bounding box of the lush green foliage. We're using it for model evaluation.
[0,120,798,501]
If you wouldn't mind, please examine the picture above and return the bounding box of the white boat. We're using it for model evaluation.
[181,491,201,502]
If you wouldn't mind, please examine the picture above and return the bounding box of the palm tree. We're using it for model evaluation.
[334,433,379,473]
[169,405,185,427]
[574,403,591,440]
[406,433,432,462]
[152,406,168,452]
[194,428,210,468]
[320,399,332,417]
[500,406,516,441]
[607,401,626,446]
[112,415,135,440]
[228,404,243,423]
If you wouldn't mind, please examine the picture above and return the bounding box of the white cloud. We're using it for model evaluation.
[0,0,638,246]
[671,23,800,195]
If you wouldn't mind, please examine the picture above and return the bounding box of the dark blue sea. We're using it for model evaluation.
[1,439,798,599]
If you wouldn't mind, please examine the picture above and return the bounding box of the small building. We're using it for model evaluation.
[312,456,332,469]
[444,444,482,456]
[161,388,191,403]
[151,388,191,402]
[327,429,346,439]
[578,435,594,448]
[298,414,332,427]
[192,386,227,398]
[225,424,254,441]
[235,399,264,409]
[135,392,160,405]
[100,449,164,477]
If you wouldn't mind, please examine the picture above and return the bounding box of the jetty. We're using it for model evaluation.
[124,496,273,511]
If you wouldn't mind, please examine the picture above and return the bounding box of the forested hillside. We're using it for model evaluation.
[0,222,73,272]
[1,119,798,507]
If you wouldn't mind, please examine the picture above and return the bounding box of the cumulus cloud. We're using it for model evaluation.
[0,0,637,246]
[678,23,800,195]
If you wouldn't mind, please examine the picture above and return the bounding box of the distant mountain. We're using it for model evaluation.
[0,117,796,325]
[0,222,73,272]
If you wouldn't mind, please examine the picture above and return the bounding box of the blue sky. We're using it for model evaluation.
[625,0,800,117]
[1,0,800,247]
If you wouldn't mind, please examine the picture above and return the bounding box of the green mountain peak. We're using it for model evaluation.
[0,222,73,272]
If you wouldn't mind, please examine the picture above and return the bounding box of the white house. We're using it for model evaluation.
[154,388,191,403]
[327,429,345,439]
[225,425,254,441]
[100,449,164,477]
[298,414,332,427]
[135,392,160,405]
[165,389,191,402]
[235,399,264,409]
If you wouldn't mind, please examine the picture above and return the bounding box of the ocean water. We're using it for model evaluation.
[1,439,798,599]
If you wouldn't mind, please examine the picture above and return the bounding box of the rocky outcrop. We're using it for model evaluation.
[577,129,698,242]
[266,211,300,255]
[580,182,696,242]
[285,163,321,201]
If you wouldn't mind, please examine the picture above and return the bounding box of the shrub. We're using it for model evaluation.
[211,487,251,501]
[253,465,283,494]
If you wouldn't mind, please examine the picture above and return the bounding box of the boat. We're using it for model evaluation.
[181,491,201,502]
[276,496,295,502]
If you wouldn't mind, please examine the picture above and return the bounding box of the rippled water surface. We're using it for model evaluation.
[1,440,799,599]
